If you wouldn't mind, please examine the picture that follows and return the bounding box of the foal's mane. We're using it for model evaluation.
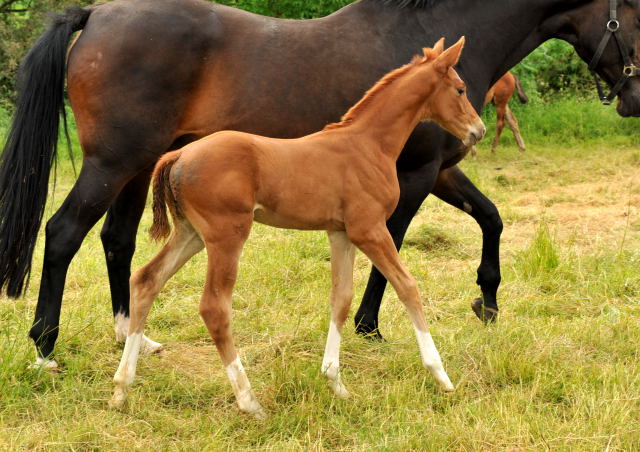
[324,54,427,131]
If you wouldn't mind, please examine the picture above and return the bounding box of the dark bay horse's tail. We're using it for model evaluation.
[150,150,184,241]
[0,7,92,298]
[513,74,529,104]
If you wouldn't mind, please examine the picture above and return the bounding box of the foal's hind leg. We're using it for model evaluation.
[322,231,355,398]
[505,106,526,152]
[100,170,162,354]
[491,104,507,152]
[349,223,454,391]
[197,215,264,418]
[110,221,203,408]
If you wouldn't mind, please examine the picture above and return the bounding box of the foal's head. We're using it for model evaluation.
[419,37,486,146]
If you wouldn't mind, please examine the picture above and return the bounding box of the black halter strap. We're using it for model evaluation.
[588,0,639,105]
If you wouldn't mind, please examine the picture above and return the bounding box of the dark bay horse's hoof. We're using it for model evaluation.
[355,323,386,342]
[471,298,498,324]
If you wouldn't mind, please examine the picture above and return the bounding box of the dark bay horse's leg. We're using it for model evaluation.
[29,160,137,367]
[100,169,158,344]
[431,166,502,322]
[354,164,502,338]
[354,163,440,339]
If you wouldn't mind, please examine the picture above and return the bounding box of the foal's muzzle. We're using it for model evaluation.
[465,121,486,146]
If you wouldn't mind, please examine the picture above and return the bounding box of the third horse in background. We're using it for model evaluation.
[472,71,528,156]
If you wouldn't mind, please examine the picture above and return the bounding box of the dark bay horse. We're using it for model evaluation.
[0,0,639,368]
[111,39,482,416]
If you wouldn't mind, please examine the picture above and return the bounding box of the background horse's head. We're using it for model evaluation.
[560,0,640,116]
[421,38,486,146]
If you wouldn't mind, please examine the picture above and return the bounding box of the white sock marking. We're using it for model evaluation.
[114,312,128,343]
[321,321,341,379]
[321,320,350,398]
[30,354,59,371]
[412,325,454,391]
[110,333,144,408]
[114,333,143,386]
[225,356,264,417]
[114,313,163,354]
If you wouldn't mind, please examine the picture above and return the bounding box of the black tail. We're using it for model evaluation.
[513,74,529,104]
[0,7,91,298]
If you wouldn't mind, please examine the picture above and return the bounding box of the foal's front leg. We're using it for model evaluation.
[349,223,454,391]
[322,231,356,398]
[110,223,203,408]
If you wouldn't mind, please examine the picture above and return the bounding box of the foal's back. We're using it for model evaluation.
[171,129,381,231]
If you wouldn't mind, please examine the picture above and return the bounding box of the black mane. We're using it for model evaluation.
[376,0,443,8]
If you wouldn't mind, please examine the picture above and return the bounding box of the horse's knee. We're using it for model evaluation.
[474,200,502,237]
[484,207,503,237]
[101,224,136,264]
[395,277,420,307]
[199,302,231,342]
[332,289,353,322]
[43,219,82,266]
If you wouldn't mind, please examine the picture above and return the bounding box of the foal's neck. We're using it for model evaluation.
[344,69,436,160]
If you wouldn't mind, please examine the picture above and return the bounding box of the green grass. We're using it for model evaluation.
[1,101,639,450]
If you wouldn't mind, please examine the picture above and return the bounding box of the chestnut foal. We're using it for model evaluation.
[110,38,485,417]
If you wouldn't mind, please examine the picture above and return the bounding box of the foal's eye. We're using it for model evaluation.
[457,88,465,95]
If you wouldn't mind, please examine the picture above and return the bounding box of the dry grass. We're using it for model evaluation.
[1,133,639,450]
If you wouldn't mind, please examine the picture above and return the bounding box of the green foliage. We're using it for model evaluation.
[214,0,351,18]
[483,97,638,148]
[0,0,92,109]
[516,40,594,100]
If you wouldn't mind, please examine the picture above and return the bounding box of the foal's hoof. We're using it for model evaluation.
[139,335,164,355]
[109,387,128,410]
[355,323,386,342]
[471,298,498,324]
[329,379,351,399]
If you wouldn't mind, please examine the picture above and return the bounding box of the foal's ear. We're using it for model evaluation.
[422,37,445,61]
[433,36,465,74]
[432,37,445,55]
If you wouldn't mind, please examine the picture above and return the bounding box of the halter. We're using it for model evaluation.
[588,0,639,105]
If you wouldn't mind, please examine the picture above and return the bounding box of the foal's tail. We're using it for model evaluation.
[0,6,92,298]
[513,74,529,104]
[150,150,184,241]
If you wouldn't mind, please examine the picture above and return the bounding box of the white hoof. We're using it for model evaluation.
[249,406,267,420]
[429,366,455,392]
[109,386,128,409]
[29,356,59,372]
[114,313,129,343]
[238,393,266,419]
[329,378,351,399]
[139,335,164,354]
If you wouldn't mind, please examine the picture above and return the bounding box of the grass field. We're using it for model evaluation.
[0,100,639,450]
